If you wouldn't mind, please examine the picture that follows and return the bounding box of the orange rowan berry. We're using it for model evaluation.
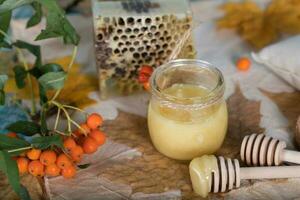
[63,137,77,151]
[87,113,103,130]
[236,57,251,71]
[40,150,57,166]
[45,164,61,177]
[28,160,44,177]
[56,154,72,169]
[138,73,149,84]
[61,165,76,179]
[140,65,153,76]
[27,148,41,160]
[143,82,150,91]
[70,145,84,162]
[82,137,98,154]
[89,130,106,146]
[16,157,29,174]
[78,123,90,136]
[73,130,81,138]
[6,132,17,138]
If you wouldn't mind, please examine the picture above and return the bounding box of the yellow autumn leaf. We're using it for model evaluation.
[5,56,99,109]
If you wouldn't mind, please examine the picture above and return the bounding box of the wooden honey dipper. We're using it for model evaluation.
[189,155,300,198]
[240,133,300,166]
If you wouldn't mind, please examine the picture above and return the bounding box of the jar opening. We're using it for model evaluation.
[149,59,225,108]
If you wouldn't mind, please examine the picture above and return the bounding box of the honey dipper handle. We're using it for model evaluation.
[240,166,300,179]
[282,150,300,164]
[240,166,300,180]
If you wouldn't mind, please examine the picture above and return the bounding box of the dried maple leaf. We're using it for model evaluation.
[5,56,98,109]
[217,0,300,49]
[262,90,300,148]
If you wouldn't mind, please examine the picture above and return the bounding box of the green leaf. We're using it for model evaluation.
[38,84,48,105]
[13,40,41,67]
[0,40,12,49]
[0,151,31,200]
[35,0,80,45]
[0,75,7,105]
[31,135,63,149]
[0,4,11,42]
[28,67,42,79]
[0,151,20,195]
[0,90,5,105]
[38,71,66,90]
[0,135,30,150]
[26,2,42,28]
[13,65,27,89]
[8,149,27,156]
[0,0,35,14]
[40,63,63,74]
[0,11,11,34]
[6,121,41,136]
[0,74,8,89]
[40,105,48,134]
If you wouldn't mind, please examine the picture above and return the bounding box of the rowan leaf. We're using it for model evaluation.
[0,74,8,105]
[26,2,42,28]
[0,135,30,150]
[38,71,66,90]
[0,150,31,200]
[40,63,63,74]
[31,135,63,149]
[13,40,41,67]
[35,0,80,45]
[0,0,12,43]
[13,65,27,89]
[6,121,41,136]
[0,40,11,49]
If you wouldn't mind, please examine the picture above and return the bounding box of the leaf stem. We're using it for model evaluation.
[63,104,87,115]
[51,101,72,133]
[54,107,61,130]
[0,30,10,42]
[69,118,87,135]
[54,130,68,136]
[50,46,78,102]
[7,146,32,153]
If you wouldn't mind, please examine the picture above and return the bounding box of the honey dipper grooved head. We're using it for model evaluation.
[189,155,240,198]
[241,134,286,166]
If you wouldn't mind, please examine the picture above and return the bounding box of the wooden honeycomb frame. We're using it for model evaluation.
[93,4,196,98]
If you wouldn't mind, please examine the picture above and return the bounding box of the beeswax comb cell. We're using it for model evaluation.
[92,0,196,98]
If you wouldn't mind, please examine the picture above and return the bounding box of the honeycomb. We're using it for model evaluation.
[92,0,196,98]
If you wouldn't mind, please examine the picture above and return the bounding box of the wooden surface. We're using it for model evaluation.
[2,86,300,200]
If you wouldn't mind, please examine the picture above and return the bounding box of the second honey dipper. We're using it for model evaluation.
[189,155,300,198]
[241,133,300,166]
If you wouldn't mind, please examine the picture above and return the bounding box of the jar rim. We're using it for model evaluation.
[149,59,225,108]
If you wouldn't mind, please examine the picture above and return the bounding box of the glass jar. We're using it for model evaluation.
[148,59,228,160]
